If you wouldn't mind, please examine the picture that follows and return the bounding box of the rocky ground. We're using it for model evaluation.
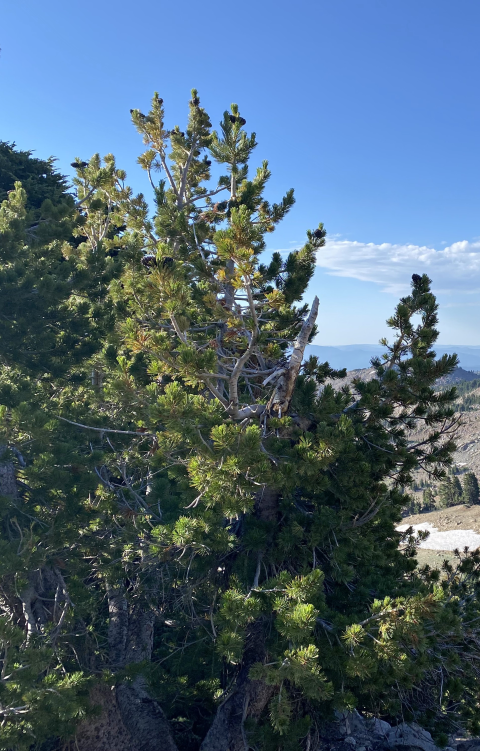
[402,504,480,534]
[407,404,480,480]
[444,407,480,478]
[317,709,473,751]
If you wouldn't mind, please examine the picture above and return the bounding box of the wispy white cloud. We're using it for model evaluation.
[442,301,480,308]
[315,239,480,295]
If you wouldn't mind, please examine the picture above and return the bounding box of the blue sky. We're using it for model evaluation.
[1,0,479,344]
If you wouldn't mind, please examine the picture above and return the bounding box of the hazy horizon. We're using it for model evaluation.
[306,343,480,371]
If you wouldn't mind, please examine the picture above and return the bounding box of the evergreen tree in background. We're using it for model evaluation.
[437,476,463,508]
[462,472,480,505]
[452,475,463,503]
[422,487,434,511]
[0,141,71,210]
[3,94,480,751]
[0,141,119,377]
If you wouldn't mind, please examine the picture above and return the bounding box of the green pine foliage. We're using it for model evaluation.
[0,141,71,211]
[422,487,435,511]
[2,96,480,751]
[437,476,463,508]
[0,143,119,747]
[462,472,480,506]
[406,487,434,515]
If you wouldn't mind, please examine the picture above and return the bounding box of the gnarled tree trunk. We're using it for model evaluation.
[200,486,280,750]
[73,585,179,751]
[200,620,275,751]
[71,679,179,751]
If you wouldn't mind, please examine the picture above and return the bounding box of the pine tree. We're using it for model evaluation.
[0,140,71,210]
[452,475,462,503]
[462,472,480,505]
[437,476,463,508]
[0,143,121,746]
[422,487,434,511]
[3,94,480,751]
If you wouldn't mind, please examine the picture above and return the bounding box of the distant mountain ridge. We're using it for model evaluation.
[323,366,478,393]
[305,344,480,372]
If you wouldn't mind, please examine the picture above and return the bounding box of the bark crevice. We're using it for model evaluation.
[200,620,275,751]
[0,446,18,499]
[73,584,178,751]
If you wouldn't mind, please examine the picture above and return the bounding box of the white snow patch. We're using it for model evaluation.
[396,522,480,551]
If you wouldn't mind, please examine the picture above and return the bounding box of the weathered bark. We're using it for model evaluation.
[74,584,179,751]
[106,584,156,667]
[0,446,17,499]
[200,486,280,750]
[200,620,275,751]
[254,484,279,524]
[71,678,179,751]
[116,677,179,751]
[124,603,155,664]
[106,582,129,666]
[67,683,134,751]
[199,671,275,751]
[270,295,319,416]
[17,568,67,640]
